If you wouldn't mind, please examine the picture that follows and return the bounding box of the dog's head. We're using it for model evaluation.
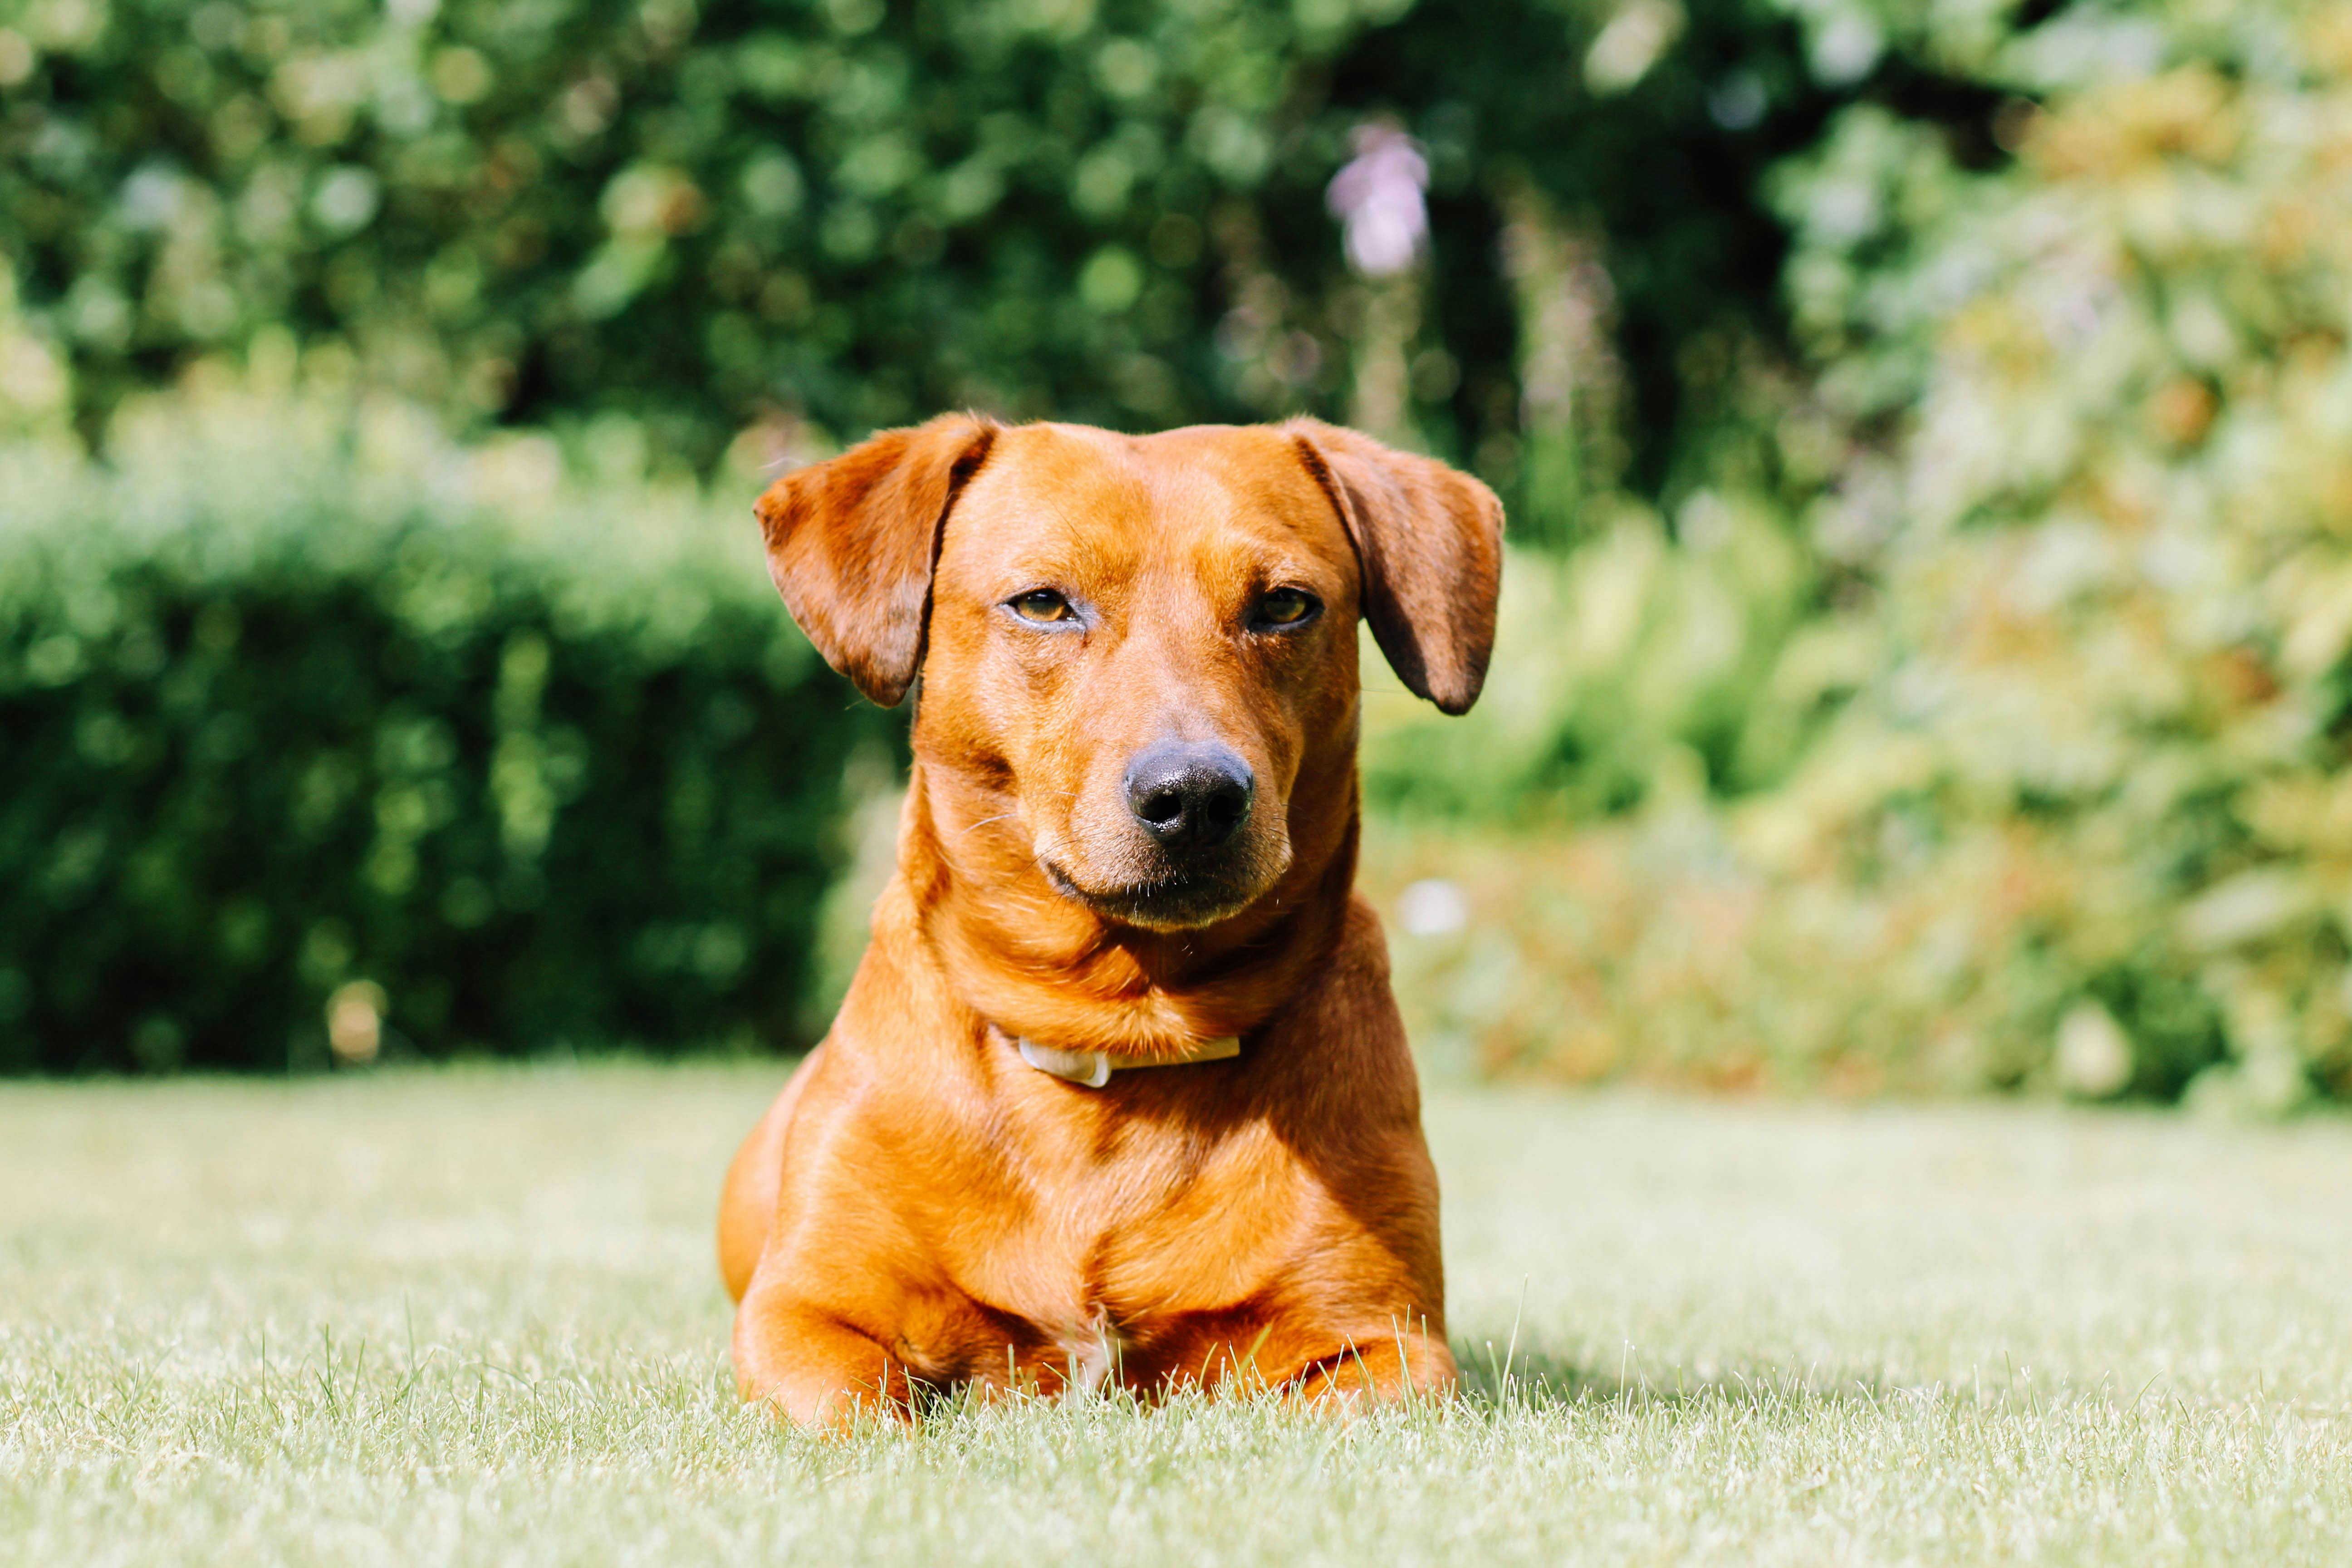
[757,416,1501,931]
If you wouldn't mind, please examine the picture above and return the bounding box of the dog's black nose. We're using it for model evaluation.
[1124,742,1254,851]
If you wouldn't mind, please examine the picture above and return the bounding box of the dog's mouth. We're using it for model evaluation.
[1038,857,1269,931]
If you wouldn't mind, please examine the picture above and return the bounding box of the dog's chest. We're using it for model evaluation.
[1051,1305,1123,1395]
[964,1110,1302,1333]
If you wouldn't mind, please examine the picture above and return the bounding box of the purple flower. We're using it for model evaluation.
[1326,124,1429,278]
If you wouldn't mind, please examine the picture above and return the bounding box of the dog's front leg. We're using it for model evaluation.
[732,1283,918,1429]
[1289,1319,1459,1410]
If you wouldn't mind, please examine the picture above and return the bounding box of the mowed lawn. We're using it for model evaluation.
[3,1065,2348,1566]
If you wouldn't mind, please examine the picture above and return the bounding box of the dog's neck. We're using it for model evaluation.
[895,758,1358,1061]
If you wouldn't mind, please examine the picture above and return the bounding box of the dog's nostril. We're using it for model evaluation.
[1123,742,1255,850]
[1135,784,1186,826]
[1199,780,1248,832]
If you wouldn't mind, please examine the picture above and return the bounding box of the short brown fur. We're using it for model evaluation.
[721,416,1502,1424]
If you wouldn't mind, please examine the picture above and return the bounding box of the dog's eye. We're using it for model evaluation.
[1255,588,1320,628]
[1010,589,1073,623]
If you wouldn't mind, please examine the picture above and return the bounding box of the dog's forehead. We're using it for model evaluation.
[941,423,1345,575]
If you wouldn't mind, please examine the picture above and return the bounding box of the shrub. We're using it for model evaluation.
[0,0,1845,510]
[1360,497,1818,822]
[1741,7,2352,1111]
[1367,6,2352,1111]
[0,380,883,1073]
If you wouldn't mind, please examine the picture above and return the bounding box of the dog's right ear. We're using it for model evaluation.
[754,414,997,707]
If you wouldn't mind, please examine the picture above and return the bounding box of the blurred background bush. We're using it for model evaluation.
[3,0,2348,1107]
[0,381,888,1071]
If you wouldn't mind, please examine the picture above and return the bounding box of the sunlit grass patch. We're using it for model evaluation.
[3,1064,2348,1565]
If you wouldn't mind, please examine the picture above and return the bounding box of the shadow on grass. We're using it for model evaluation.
[1450,1341,1900,1414]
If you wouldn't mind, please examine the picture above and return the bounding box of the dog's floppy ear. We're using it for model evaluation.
[1285,420,1504,715]
[754,413,997,707]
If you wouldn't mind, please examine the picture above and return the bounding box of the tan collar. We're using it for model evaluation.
[1011,1032,1242,1088]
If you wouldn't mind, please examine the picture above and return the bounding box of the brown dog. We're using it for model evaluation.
[717,415,1502,1424]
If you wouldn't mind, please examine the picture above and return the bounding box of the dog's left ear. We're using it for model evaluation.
[754,413,998,707]
[1285,420,1504,715]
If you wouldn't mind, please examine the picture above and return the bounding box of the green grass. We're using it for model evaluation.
[3,1064,2349,1565]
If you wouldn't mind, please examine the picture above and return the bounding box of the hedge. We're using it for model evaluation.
[0,0,1871,517]
[1362,10,2352,1112]
[0,384,885,1073]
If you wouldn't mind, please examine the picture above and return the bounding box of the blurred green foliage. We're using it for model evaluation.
[0,381,882,1072]
[7,0,2352,1107]
[1369,2,2352,1112]
[0,0,1868,511]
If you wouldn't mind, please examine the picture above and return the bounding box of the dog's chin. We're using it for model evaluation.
[1039,857,1274,932]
